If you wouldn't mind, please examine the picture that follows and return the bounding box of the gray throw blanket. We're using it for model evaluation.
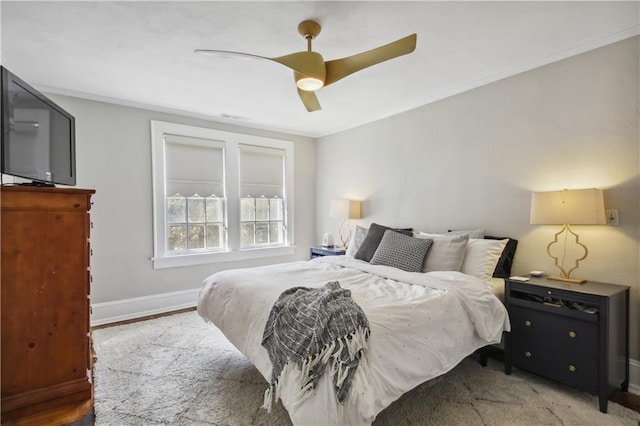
[261,281,370,412]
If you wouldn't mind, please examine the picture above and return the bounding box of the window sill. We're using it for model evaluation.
[152,245,296,269]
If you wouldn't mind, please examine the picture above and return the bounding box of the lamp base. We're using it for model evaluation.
[547,275,587,284]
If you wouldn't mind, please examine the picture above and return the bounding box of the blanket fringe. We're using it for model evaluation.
[263,326,370,410]
[262,384,274,413]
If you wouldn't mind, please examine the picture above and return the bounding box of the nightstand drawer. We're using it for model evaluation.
[510,306,597,357]
[310,246,346,259]
[511,337,597,393]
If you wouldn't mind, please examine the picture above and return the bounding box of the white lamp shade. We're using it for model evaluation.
[330,199,362,219]
[530,188,606,225]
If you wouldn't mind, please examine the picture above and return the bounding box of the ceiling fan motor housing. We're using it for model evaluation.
[297,20,322,40]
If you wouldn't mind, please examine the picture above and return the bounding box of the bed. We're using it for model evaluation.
[197,225,513,425]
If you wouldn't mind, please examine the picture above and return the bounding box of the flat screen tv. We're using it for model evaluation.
[1,66,76,186]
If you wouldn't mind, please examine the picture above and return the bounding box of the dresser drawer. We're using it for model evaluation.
[511,337,597,393]
[509,305,597,357]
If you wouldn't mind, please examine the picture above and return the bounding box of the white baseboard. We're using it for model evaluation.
[629,358,640,395]
[91,288,199,327]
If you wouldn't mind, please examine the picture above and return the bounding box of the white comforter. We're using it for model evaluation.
[197,256,510,426]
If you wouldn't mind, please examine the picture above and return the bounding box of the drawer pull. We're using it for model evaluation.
[569,331,576,338]
[525,351,532,358]
[568,364,576,373]
[547,290,552,295]
[525,320,532,327]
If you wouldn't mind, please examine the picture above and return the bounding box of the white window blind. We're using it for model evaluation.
[239,144,284,198]
[165,134,225,198]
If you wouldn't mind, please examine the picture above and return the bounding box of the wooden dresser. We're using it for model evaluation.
[1,186,95,422]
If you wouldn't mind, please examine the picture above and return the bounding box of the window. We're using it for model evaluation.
[239,145,286,247]
[151,121,294,269]
[164,134,226,253]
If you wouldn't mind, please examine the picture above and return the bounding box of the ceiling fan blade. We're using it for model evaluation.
[196,49,326,82]
[323,33,417,86]
[297,88,321,112]
[194,49,271,61]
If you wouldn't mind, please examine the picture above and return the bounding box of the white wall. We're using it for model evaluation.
[44,95,316,324]
[316,37,640,382]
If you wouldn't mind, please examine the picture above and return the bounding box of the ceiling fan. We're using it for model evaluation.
[195,20,417,112]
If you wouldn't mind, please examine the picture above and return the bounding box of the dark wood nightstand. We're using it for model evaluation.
[504,276,629,413]
[310,246,346,259]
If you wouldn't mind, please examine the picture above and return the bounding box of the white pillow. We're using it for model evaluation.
[461,238,508,283]
[345,225,368,258]
[417,232,469,272]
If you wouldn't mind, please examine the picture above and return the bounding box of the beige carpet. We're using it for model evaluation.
[92,311,639,425]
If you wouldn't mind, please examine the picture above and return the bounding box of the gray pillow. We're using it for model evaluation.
[417,233,469,272]
[354,223,413,262]
[447,228,486,239]
[370,230,433,272]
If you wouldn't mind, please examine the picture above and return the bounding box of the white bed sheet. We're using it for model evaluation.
[197,256,510,425]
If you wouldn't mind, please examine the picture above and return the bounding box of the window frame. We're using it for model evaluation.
[151,121,294,269]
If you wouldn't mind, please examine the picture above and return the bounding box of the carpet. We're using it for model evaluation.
[92,311,639,425]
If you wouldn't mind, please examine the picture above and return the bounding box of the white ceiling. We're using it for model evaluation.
[1,1,638,138]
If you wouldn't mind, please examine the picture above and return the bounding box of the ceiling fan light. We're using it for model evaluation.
[296,77,324,91]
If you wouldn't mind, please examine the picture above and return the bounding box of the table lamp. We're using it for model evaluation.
[530,188,606,284]
[330,199,362,248]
